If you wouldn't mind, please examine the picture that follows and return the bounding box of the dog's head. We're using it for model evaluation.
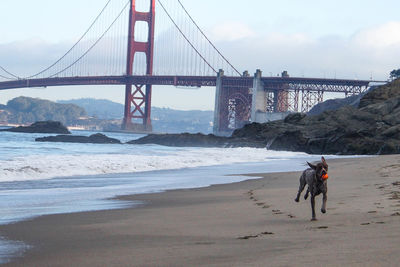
[307,156,328,181]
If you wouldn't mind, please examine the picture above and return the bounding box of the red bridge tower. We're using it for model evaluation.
[122,0,155,132]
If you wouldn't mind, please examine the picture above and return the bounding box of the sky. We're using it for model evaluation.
[1,0,400,110]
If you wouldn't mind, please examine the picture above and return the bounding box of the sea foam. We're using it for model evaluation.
[0,147,308,182]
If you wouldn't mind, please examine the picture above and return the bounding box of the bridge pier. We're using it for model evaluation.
[213,70,224,135]
[122,0,155,132]
[213,70,252,136]
[251,69,267,123]
[213,70,333,136]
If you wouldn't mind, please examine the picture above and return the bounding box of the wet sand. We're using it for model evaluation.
[1,155,400,266]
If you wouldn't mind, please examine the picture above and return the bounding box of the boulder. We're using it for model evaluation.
[0,121,71,134]
[359,79,400,108]
[128,133,229,147]
[35,133,121,144]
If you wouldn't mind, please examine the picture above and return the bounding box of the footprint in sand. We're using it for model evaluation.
[272,209,283,215]
[375,221,385,224]
[288,214,296,218]
[250,196,258,201]
[262,205,270,209]
[261,231,274,235]
[310,226,328,230]
[361,223,370,225]
[368,211,377,214]
[237,231,274,240]
[237,235,258,240]
[391,212,400,216]
[256,202,265,206]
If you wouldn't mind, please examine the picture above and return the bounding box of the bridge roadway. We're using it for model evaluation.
[0,75,376,93]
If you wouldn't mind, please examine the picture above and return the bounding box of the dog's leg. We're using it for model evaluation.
[321,192,327,214]
[295,176,306,202]
[311,195,317,221]
[304,188,309,200]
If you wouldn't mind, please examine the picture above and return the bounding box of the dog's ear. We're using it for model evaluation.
[307,162,317,170]
[321,156,328,168]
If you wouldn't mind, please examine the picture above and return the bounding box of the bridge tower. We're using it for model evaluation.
[122,0,156,132]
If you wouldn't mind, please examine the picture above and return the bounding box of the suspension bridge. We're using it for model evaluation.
[0,0,377,135]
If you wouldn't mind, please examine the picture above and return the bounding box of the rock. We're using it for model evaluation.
[0,121,71,134]
[284,113,306,123]
[128,133,230,147]
[359,79,400,108]
[308,94,362,115]
[35,133,121,144]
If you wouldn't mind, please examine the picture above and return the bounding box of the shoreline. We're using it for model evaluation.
[1,155,400,266]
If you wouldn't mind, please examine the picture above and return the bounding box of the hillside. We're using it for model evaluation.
[0,97,86,125]
[58,98,214,133]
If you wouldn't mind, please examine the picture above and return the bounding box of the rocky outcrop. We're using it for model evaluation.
[130,79,400,155]
[308,94,363,115]
[129,133,226,147]
[36,133,121,144]
[359,80,400,108]
[128,132,265,148]
[308,85,379,115]
[0,121,71,134]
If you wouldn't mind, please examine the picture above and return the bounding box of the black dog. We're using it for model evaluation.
[295,157,329,221]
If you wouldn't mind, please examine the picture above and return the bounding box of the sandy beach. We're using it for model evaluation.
[1,155,400,266]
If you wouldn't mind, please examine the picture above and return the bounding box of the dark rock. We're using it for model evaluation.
[36,133,121,144]
[284,113,306,124]
[128,133,230,147]
[0,121,71,134]
[359,79,400,108]
[308,94,361,115]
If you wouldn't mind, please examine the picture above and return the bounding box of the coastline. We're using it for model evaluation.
[1,155,400,266]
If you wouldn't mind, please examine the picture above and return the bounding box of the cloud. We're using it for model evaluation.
[209,21,255,42]
[212,21,400,80]
[1,21,400,82]
[353,21,400,48]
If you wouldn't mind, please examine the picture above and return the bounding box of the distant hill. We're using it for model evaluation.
[1,97,86,125]
[58,98,122,119]
[58,98,214,133]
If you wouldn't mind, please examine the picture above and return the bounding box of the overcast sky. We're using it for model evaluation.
[1,0,400,110]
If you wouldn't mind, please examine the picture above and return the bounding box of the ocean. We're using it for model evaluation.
[0,128,327,263]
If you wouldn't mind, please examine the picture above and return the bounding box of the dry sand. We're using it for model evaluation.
[1,155,400,266]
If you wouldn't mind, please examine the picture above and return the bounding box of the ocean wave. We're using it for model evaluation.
[0,147,308,182]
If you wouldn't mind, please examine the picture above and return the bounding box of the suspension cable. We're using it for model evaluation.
[0,65,20,79]
[177,0,241,76]
[49,0,130,78]
[0,74,12,80]
[26,0,113,79]
[157,0,217,75]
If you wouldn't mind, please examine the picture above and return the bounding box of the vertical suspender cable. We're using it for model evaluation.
[176,0,241,77]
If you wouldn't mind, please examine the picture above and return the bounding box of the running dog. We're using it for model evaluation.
[295,157,329,221]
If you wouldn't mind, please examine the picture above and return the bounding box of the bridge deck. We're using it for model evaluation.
[0,75,378,93]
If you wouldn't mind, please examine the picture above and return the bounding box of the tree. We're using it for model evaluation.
[390,69,400,80]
